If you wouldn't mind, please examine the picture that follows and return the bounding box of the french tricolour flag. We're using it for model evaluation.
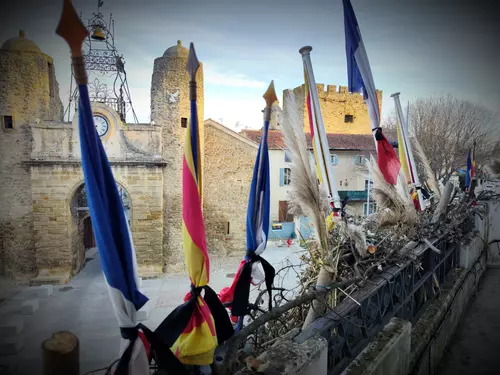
[78,84,150,375]
[343,0,401,185]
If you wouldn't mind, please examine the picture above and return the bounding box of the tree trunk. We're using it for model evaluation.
[301,266,333,329]
[42,331,79,375]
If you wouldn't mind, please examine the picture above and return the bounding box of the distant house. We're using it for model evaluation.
[242,83,397,240]
[241,129,397,240]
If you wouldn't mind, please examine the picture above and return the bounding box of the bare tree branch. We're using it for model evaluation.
[384,95,499,184]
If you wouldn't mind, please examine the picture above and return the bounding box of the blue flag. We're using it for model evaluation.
[246,120,271,256]
[466,149,472,190]
[78,84,150,374]
[227,110,275,330]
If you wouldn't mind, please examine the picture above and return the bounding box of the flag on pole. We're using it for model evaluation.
[300,46,341,213]
[466,149,474,191]
[343,0,401,185]
[154,43,233,366]
[304,70,325,185]
[219,82,276,330]
[55,2,153,374]
[396,117,411,184]
[392,93,425,210]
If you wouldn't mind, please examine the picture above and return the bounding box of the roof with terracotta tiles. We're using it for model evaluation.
[240,129,397,151]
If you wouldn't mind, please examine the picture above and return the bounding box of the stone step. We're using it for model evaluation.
[0,317,23,337]
[0,356,17,374]
[30,275,69,286]
[36,285,54,298]
[0,335,23,356]
[21,299,40,315]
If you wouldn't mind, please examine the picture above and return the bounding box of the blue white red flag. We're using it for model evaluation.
[56,1,150,373]
[343,0,401,185]
[78,85,150,374]
[219,83,275,330]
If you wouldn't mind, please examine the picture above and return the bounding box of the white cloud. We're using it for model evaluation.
[204,65,267,89]
[204,96,264,131]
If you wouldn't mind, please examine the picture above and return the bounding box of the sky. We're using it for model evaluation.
[1,0,499,130]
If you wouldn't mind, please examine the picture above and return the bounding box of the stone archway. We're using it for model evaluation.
[69,182,131,275]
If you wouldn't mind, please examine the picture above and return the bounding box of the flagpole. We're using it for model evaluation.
[406,101,410,134]
[55,2,154,374]
[366,161,371,216]
[299,46,340,211]
[391,92,425,210]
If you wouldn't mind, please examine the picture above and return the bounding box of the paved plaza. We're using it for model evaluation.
[0,245,303,375]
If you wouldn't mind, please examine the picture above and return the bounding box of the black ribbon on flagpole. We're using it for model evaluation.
[115,284,234,375]
[154,284,234,348]
[231,253,276,316]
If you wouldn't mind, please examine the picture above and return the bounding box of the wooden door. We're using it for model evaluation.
[83,216,96,249]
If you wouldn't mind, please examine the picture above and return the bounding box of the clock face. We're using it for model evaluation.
[93,114,109,137]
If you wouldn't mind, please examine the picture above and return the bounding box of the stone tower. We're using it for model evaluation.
[285,84,383,135]
[0,31,63,279]
[150,40,204,272]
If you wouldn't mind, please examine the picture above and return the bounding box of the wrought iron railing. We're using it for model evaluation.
[293,216,474,375]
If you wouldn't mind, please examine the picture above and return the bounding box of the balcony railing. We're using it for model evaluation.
[338,190,368,201]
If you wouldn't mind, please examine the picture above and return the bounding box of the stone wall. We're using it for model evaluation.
[150,43,204,272]
[203,120,257,255]
[284,84,382,135]
[30,163,164,283]
[0,47,62,280]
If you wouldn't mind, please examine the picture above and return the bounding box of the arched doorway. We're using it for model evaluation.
[70,183,131,274]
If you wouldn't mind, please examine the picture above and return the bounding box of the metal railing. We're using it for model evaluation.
[293,216,474,375]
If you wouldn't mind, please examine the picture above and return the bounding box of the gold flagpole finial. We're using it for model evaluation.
[56,0,89,84]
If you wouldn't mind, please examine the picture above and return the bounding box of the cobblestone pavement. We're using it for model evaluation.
[0,244,303,375]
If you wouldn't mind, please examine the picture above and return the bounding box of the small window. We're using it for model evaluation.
[181,117,188,128]
[48,62,55,97]
[365,179,373,191]
[355,155,367,165]
[330,154,339,165]
[364,202,376,216]
[344,114,354,123]
[340,180,343,187]
[280,168,291,186]
[226,221,230,235]
[2,116,13,130]
[284,150,292,163]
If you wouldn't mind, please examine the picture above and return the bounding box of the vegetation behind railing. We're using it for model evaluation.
[220,215,476,375]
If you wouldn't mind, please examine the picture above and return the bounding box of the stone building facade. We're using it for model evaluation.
[0,31,64,280]
[0,33,256,283]
[203,119,258,255]
[287,84,383,135]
